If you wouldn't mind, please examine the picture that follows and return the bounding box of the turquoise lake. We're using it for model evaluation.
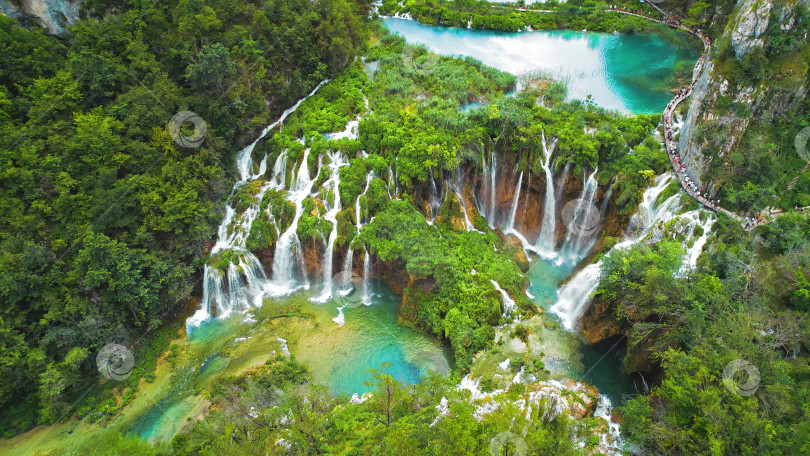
[383,17,701,114]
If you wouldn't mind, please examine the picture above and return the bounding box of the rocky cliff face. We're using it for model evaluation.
[677,0,809,191]
[730,0,773,60]
[0,0,82,34]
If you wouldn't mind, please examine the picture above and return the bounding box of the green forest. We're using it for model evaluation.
[1,0,810,455]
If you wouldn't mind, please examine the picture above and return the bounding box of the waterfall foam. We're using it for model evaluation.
[312,151,349,303]
[186,81,328,335]
[551,173,680,330]
[268,148,316,295]
[362,248,372,305]
[491,280,517,319]
[535,131,559,257]
[505,171,523,233]
[558,168,599,264]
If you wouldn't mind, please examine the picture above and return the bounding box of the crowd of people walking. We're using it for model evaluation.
[660,35,724,213]
[613,2,788,232]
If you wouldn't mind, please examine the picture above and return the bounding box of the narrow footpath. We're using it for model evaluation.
[608,4,794,232]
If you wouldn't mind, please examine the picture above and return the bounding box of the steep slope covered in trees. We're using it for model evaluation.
[0,0,369,434]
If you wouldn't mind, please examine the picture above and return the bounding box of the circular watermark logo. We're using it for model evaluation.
[96,343,135,381]
[561,198,601,237]
[794,126,810,163]
[489,431,527,456]
[331,270,364,308]
[402,46,440,77]
[722,359,760,396]
[168,111,207,148]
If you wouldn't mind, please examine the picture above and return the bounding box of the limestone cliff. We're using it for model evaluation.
[677,0,809,193]
[0,0,82,34]
[730,0,773,59]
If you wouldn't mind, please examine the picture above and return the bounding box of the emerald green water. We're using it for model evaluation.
[129,280,449,442]
[383,18,700,114]
[523,257,638,402]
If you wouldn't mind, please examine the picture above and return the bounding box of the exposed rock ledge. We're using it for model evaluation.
[0,0,82,34]
[730,0,772,60]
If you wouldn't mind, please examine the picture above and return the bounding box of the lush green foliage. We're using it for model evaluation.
[380,0,672,34]
[0,0,369,434]
[597,214,810,454]
[359,200,529,368]
[79,356,593,455]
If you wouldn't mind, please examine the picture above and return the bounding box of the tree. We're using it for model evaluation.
[37,347,89,423]
[186,43,236,93]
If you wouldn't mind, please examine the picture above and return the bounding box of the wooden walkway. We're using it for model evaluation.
[605,7,785,231]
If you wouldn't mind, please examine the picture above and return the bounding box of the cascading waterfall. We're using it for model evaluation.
[186,81,328,333]
[491,280,517,318]
[535,131,558,257]
[362,248,372,305]
[676,211,715,277]
[428,169,443,222]
[520,173,531,228]
[551,174,680,330]
[502,170,536,252]
[268,149,317,295]
[555,162,571,201]
[387,166,395,199]
[451,172,475,232]
[479,149,488,218]
[270,151,289,189]
[505,171,523,233]
[559,168,599,264]
[235,80,328,183]
[394,157,400,197]
[356,172,375,232]
[343,247,355,279]
[489,151,497,227]
[346,173,376,301]
[312,151,348,303]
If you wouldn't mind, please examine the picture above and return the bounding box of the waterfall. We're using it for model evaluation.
[234,80,329,183]
[489,151,497,227]
[555,162,571,201]
[593,395,622,451]
[356,172,375,232]
[559,168,599,264]
[349,173,376,303]
[479,149,488,217]
[186,81,328,334]
[535,131,558,257]
[343,247,354,279]
[491,280,517,319]
[394,157,400,197]
[428,169,442,221]
[270,151,289,189]
[362,248,372,305]
[676,211,715,277]
[268,148,315,295]
[551,264,601,330]
[551,174,680,330]
[451,171,475,232]
[312,151,348,303]
[520,173,531,228]
[387,166,394,199]
[505,171,523,233]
